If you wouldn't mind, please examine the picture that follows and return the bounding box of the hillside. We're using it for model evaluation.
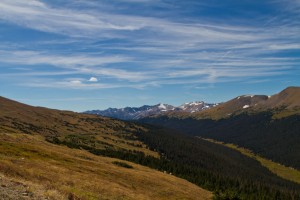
[0,96,157,158]
[193,95,268,119]
[0,96,213,199]
[0,133,212,200]
[263,87,300,109]
[137,127,300,199]
[201,137,300,185]
[1,96,300,199]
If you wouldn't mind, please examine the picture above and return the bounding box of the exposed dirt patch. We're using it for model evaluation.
[0,174,47,200]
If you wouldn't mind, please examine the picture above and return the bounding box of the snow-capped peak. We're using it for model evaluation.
[178,101,217,113]
[158,103,167,110]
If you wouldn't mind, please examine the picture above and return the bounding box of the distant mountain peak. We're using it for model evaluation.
[157,103,172,110]
[84,101,217,120]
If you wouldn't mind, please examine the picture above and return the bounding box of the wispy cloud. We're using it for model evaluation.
[0,50,151,82]
[0,0,274,41]
[0,0,299,90]
[0,0,140,37]
[0,46,297,89]
[0,50,130,67]
[16,97,107,102]
[24,79,143,90]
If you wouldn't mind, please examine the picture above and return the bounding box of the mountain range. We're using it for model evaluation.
[84,101,218,120]
[84,86,300,120]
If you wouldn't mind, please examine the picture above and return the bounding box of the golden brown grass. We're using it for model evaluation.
[201,137,300,184]
[0,133,212,200]
[0,96,158,158]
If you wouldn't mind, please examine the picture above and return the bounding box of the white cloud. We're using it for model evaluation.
[88,77,98,82]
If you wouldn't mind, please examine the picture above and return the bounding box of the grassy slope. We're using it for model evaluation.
[0,97,212,199]
[0,133,212,200]
[201,138,300,184]
[0,96,157,158]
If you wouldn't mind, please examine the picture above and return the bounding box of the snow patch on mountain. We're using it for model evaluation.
[243,105,250,109]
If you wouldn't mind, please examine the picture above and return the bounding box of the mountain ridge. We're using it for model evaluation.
[191,86,300,119]
[84,101,218,120]
[83,86,300,120]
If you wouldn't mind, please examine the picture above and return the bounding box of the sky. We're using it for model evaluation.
[0,0,299,112]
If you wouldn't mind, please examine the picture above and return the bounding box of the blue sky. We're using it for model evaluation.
[0,0,299,111]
